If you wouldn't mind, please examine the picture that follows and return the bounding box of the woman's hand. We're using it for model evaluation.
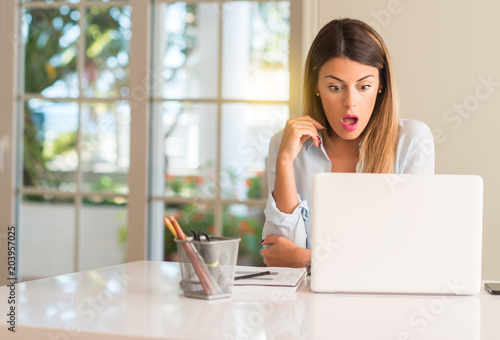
[260,235,311,268]
[277,116,325,164]
[273,116,325,214]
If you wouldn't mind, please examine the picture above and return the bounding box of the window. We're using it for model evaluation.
[14,0,301,279]
[18,0,132,279]
[149,1,295,265]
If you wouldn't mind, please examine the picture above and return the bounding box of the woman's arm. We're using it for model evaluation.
[261,116,324,267]
[273,116,324,212]
[261,151,309,248]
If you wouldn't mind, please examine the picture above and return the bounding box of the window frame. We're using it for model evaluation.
[15,0,140,277]
[147,0,303,261]
[0,0,20,286]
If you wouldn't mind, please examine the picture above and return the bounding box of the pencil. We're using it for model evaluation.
[169,215,217,296]
[169,215,186,240]
[234,271,272,281]
[164,217,178,239]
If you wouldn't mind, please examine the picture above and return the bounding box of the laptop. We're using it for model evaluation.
[310,173,483,295]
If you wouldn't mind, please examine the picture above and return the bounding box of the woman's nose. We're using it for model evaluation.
[343,89,356,108]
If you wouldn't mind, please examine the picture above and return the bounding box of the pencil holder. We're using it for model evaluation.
[175,236,240,299]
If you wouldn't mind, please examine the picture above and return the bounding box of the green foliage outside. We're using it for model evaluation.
[164,204,264,266]
[23,6,129,191]
[246,173,264,199]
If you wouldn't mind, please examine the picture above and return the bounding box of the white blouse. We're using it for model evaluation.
[262,119,435,249]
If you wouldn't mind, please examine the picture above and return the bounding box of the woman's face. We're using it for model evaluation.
[317,57,381,141]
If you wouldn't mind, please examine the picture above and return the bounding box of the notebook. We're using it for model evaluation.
[233,266,307,290]
[310,173,483,295]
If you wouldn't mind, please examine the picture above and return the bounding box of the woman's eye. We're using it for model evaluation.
[359,85,371,91]
[329,85,342,92]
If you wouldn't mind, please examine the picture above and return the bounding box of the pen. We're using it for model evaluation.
[234,271,271,281]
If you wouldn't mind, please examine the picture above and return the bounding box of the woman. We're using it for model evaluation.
[261,18,435,268]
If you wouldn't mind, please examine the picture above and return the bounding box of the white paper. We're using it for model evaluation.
[233,266,307,290]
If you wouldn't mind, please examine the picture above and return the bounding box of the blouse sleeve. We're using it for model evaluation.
[261,132,308,248]
[403,121,435,174]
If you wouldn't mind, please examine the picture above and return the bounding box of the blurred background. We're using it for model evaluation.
[1,0,499,282]
[1,0,296,281]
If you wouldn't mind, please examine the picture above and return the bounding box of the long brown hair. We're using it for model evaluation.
[304,18,399,173]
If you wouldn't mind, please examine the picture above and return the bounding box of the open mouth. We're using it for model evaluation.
[342,116,358,126]
[341,115,359,131]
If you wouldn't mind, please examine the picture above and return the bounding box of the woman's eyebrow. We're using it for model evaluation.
[324,75,375,82]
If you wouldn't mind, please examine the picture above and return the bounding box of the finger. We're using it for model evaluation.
[298,134,321,148]
[288,118,323,131]
[262,234,281,245]
[307,132,323,145]
[299,135,311,144]
[285,123,316,139]
[291,123,323,138]
[303,115,328,130]
[287,121,323,144]
[286,125,321,147]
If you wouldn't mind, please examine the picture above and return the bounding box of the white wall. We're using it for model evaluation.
[312,0,500,280]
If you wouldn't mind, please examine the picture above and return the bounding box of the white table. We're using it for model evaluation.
[1,261,499,339]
